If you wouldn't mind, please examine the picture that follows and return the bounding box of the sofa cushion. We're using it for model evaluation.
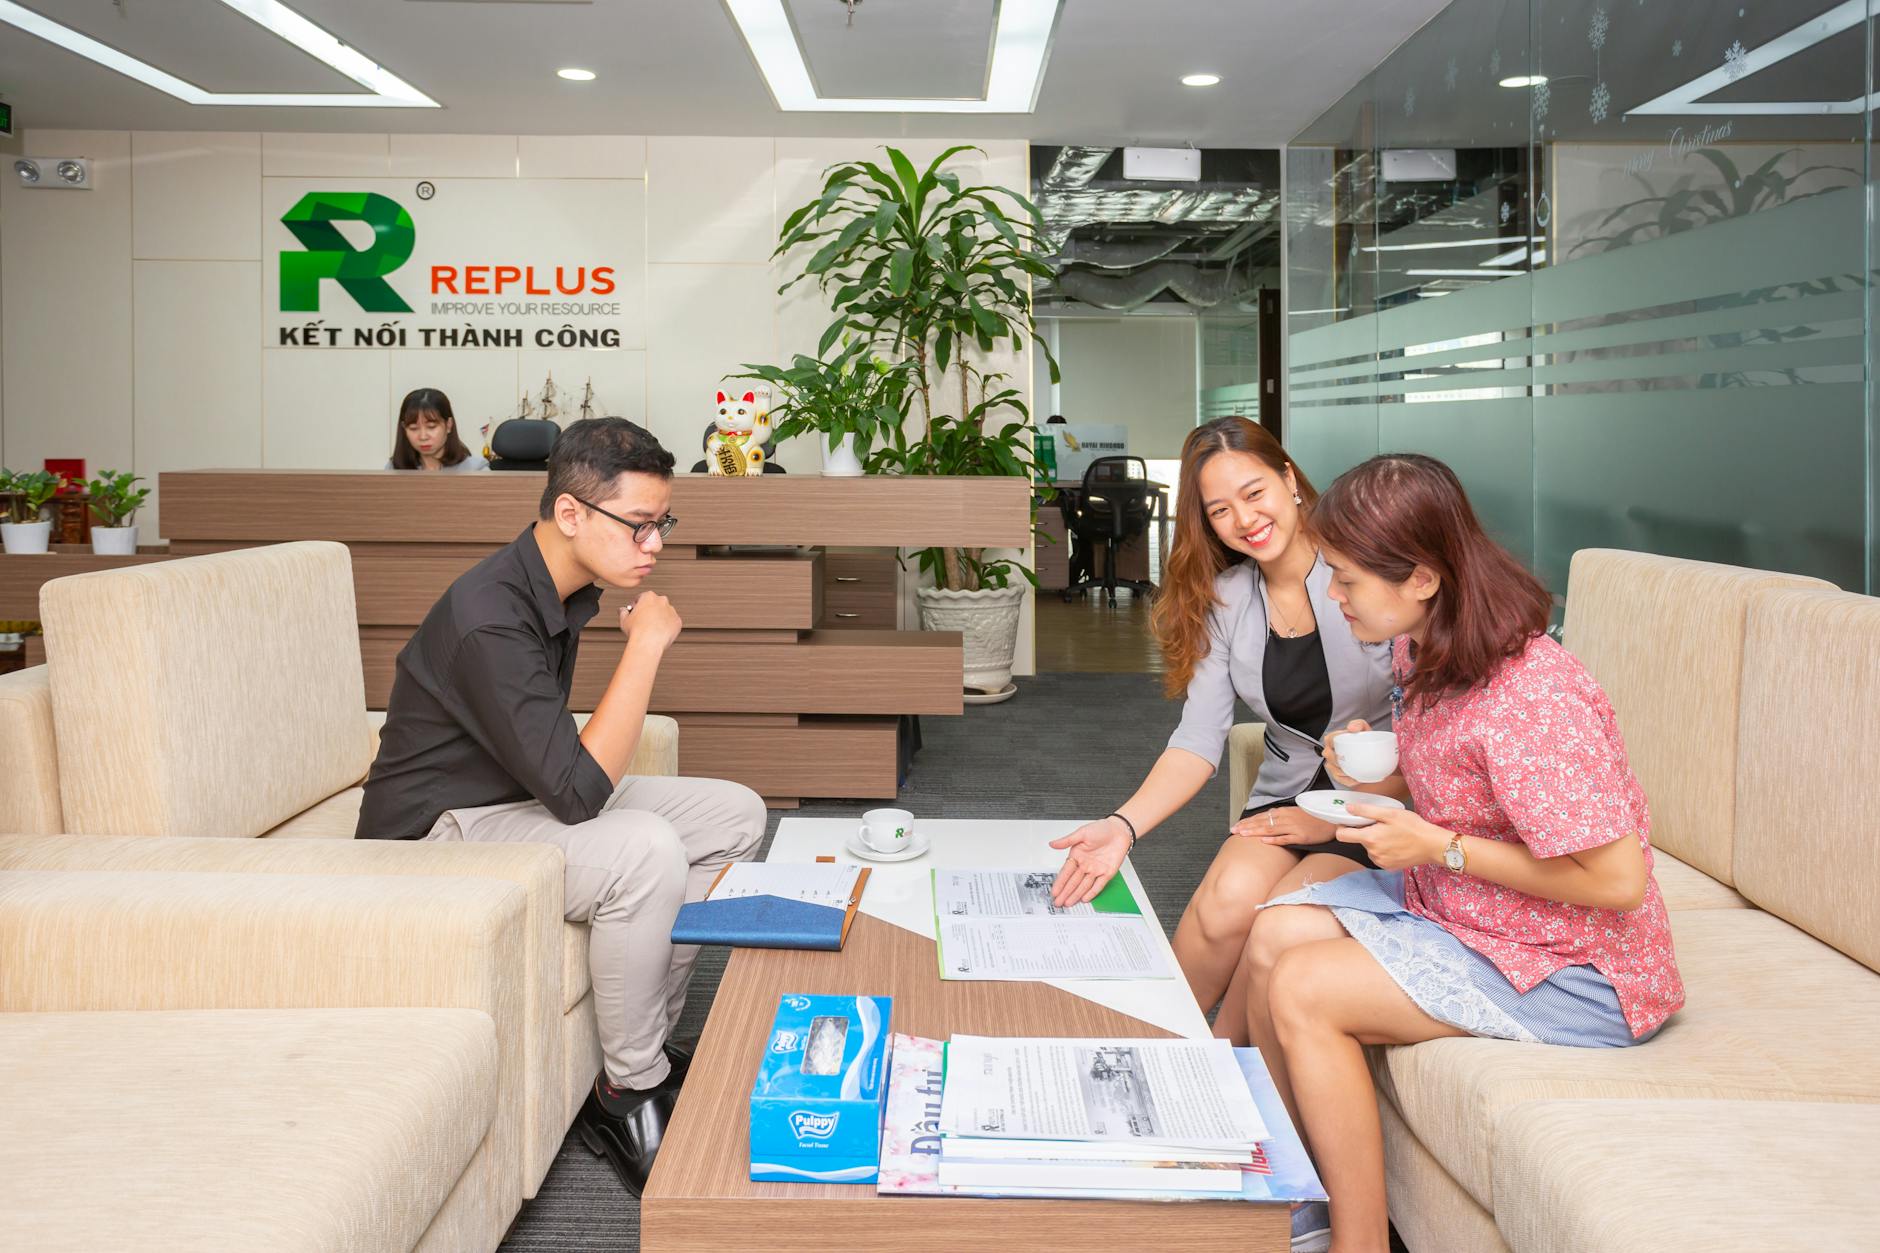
[1650,849,1748,910]
[39,542,371,838]
[264,786,365,839]
[1,1008,495,1253]
[1561,549,1831,886]
[1735,587,1880,973]
[0,665,62,834]
[1376,908,1880,1209]
[1493,1099,1880,1253]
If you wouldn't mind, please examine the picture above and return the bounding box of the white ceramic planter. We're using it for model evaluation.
[91,524,139,555]
[917,584,1026,695]
[821,433,865,477]
[0,520,52,554]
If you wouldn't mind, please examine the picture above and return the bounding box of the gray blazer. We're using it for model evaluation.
[1166,554,1395,812]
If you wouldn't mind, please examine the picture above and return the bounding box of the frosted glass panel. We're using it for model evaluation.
[1286,0,1875,595]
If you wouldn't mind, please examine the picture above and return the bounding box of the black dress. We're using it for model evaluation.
[1237,627,1377,867]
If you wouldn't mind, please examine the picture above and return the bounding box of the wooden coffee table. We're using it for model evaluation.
[640,819,1292,1252]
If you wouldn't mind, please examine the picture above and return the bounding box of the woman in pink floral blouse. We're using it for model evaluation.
[1249,454,1683,1253]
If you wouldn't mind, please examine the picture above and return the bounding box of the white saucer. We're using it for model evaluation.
[1297,790,1407,828]
[962,683,1018,706]
[842,829,931,863]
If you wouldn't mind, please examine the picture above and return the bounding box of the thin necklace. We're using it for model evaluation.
[1268,549,1319,638]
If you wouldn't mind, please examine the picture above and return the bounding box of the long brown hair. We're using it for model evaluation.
[1312,454,1550,708]
[390,388,472,469]
[1152,418,1318,697]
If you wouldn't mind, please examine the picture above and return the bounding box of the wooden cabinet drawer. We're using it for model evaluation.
[820,550,898,628]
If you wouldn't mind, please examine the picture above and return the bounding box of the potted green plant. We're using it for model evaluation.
[84,470,150,555]
[0,469,67,555]
[773,146,1057,697]
[731,339,915,476]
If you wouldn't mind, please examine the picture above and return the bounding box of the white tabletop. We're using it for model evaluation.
[767,817,1211,1039]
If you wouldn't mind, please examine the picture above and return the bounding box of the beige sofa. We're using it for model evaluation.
[0,866,528,1251]
[0,540,680,1200]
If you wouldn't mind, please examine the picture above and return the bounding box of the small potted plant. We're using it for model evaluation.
[0,469,67,554]
[731,340,915,476]
[84,470,150,555]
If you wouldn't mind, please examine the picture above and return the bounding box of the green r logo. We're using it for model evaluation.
[280,192,415,313]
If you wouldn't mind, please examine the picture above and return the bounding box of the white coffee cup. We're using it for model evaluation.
[860,807,915,854]
[1334,731,1399,784]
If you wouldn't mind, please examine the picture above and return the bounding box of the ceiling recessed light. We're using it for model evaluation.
[557,67,596,82]
[724,0,1061,113]
[1182,73,1221,87]
[0,0,437,108]
[1498,75,1548,88]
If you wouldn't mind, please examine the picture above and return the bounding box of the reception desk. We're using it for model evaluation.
[113,470,1031,804]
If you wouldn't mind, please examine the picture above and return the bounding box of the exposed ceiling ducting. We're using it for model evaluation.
[1031,145,1282,311]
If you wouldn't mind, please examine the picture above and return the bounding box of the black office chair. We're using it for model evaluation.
[487,417,561,471]
[1062,456,1156,604]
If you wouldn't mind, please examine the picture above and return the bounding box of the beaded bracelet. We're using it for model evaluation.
[1108,812,1138,847]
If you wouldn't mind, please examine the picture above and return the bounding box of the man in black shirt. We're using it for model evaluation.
[357,417,764,1193]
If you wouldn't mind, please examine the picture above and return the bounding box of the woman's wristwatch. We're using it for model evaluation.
[1442,833,1467,873]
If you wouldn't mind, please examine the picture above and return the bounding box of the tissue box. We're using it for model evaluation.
[749,993,892,1183]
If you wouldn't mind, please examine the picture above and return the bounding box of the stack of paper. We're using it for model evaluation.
[878,1034,1326,1204]
[932,869,1172,981]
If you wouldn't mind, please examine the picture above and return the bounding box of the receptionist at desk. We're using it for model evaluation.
[385,388,489,473]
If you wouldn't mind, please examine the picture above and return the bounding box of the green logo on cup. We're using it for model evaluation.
[280,192,415,313]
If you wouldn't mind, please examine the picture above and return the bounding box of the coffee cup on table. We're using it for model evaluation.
[860,807,915,854]
[1334,731,1399,784]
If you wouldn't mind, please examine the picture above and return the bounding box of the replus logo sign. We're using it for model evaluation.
[280,192,415,313]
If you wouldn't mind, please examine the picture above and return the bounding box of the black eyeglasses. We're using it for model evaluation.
[574,497,677,546]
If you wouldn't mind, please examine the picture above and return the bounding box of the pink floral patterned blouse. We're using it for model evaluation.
[1394,632,1684,1038]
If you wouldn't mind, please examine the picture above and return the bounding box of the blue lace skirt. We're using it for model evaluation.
[1262,869,1652,1048]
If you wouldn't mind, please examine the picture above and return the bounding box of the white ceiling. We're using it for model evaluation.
[0,0,1453,145]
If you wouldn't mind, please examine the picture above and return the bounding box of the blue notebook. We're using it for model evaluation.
[669,864,870,952]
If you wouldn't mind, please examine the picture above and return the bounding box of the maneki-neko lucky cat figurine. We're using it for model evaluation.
[703,388,776,475]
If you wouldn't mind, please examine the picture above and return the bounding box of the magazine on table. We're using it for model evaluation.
[931,869,1172,981]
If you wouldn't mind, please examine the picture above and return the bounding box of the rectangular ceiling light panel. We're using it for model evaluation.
[723,0,1059,112]
[0,0,438,108]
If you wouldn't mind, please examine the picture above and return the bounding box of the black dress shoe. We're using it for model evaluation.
[575,1076,679,1195]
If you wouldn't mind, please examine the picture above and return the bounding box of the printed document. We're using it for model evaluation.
[932,869,1171,981]
[938,1036,1269,1148]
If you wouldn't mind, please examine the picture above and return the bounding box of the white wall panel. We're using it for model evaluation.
[520,135,645,180]
[645,263,776,462]
[2,130,134,478]
[133,261,263,539]
[260,133,391,177]
[646,136,776,264]
[389,134,519,179]
[263,348,391,470]
[132,132,262,260]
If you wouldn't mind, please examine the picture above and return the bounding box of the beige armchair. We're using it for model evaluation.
[0,866,529,1252]
[3,540,680,1198]
[1225,721,1267,824]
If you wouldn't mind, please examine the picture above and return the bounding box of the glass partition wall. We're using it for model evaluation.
[1285,0,1876,597]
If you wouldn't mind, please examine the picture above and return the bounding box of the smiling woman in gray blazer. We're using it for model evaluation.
[1049,418,1405,1043]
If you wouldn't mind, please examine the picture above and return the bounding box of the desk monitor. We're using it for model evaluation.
[1052,423,1128,482]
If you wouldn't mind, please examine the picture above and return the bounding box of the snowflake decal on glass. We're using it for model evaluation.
[1589,6,1609,51]
[1536,191,1552,229]
[1672,38,1682,57]
[1499,201,1513,225]
[1724,39,1748,81]
[1445,56,1459,91]
[1490,49,1502,77]
[1531,79,1551,123]
[1404,85,1416,117]
[1589,80,1611,123]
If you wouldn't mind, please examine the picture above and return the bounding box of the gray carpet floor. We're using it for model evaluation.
[500,672,1233,1251]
